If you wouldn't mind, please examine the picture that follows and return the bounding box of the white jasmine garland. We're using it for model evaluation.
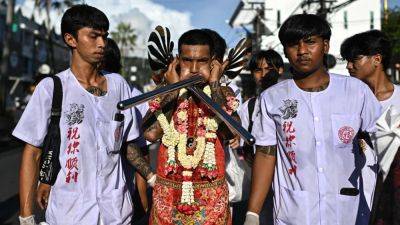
[154,85,219,206]
[181,181,195,204]
[177,110,187,121]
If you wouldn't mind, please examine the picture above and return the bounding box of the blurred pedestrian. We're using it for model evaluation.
[341,29,400,225]
[237,49,284,225]
[102,38,122,74]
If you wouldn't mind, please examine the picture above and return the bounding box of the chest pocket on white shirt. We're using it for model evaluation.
[331,114,360,148]
[100,120,124,154]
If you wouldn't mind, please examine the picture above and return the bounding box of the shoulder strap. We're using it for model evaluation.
[247,97,256,133]
[50,76,63,120]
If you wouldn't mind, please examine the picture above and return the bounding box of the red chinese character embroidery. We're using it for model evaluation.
[288,165,297,175]
[285,134,296,148]
[286,151,297,164]
[286,150,298,174]
[67,141,80,154]
[66,171,79,183]
[283,120,298,175]
[67,127,80,140]
[65,157,78,170]
[283,121,296,133]
[65,157,79,183]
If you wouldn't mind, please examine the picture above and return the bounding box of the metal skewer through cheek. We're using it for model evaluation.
[116,74,255,145]
[117,75,205,110]
[187,86,255,145]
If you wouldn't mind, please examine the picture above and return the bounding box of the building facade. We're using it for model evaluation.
[0,5,70,111]
[229,0,381,75]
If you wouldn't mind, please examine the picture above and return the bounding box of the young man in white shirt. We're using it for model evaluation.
[14,5,149,225]
[244,14,381,225]
[341,29,400,225]
[239,49,284,225]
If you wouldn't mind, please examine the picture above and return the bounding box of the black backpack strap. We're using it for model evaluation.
[247,97,256,133]
[50,76,63,122]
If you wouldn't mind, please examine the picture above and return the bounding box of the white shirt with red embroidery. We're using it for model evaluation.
[252,74,381,225]
[13,69,139,225]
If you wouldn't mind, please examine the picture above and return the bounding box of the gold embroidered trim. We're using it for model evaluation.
[155,175,226,189]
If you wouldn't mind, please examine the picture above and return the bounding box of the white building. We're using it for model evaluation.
[229,0,381,75]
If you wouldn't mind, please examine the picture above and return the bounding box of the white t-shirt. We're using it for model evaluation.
[380,84,400,110]
[13,69,139,225]
[238,97,260,149]
[253,74,381,225]
[375,84,400,179]
[361,84,400,201]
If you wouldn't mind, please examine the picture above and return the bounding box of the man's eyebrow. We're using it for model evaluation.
[181,56,210,60]
[91,30,108,36]
[198,57,210,60]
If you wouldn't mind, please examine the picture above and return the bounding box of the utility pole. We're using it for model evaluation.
[383,0,388,23]
[247,1,265,51]
[0,0,15,114]
[317,0,328,19]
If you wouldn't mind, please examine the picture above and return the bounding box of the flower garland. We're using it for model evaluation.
[149,85,219,213]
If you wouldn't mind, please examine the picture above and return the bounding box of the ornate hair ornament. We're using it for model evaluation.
[224,38,252,79]
[147,26,174,71]
[147,26,251,80]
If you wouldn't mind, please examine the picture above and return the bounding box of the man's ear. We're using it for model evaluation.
[373,54,383,67]
[323,39,330,54]
[64,33,77,49]
[278,67,284,75]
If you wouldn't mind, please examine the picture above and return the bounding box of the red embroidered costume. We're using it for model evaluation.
[149,87,237,225]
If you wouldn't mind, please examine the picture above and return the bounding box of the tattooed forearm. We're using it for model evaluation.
[160,89,179,109]
[210,81,227,106]
[256,145,277,156]
[127,143,152,179]
[142,89,179,142]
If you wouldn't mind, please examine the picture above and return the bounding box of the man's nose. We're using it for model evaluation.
[346,62,353,70]
[297,41,307,55]
[98,37,106,48]
[190,62,199,74]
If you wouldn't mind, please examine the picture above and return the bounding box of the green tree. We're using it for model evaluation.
[111,22,137,76]
[111,22,137,56]
[382,7,400,57]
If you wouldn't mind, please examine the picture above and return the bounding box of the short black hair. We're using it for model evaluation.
[61,4,109,43]
[279,14,331,47]
[340,30,392,70]
[202,28,227,62]
[178,29,214,56]
[102,38,122,73]
[248,50,284,72]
